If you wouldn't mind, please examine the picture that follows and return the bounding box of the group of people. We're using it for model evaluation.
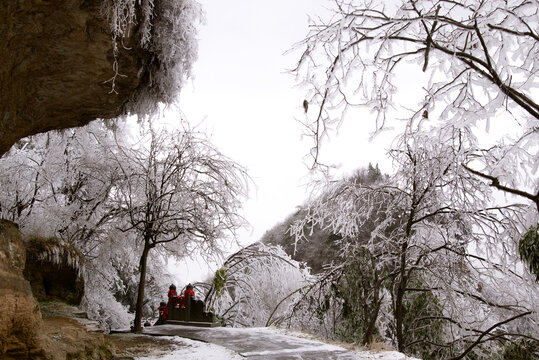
[155,283,195,325]
[167,283,195,308]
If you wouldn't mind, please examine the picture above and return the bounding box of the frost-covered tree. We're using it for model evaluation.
[0,122,140,328]
[0,122,121,238]
[261,164,386,274]
[0,123,173,330]
[0,122,250,332]
[291,127,538,358]
[205,242,310,327]
[293,0,538,210]
[291,2,538,354]
[109,124,249,332]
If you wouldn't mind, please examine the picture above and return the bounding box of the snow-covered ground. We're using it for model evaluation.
[135,336,243,360]
[135,328,421,360]
[355,351,419,360]
[275,329,420,360]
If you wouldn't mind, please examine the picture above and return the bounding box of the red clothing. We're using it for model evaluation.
[167,289,179,307]
[154,304,168,325]
[179,288,195,308]
[158,304,168,320]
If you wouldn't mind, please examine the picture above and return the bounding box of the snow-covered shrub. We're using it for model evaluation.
[78,228,136,331]
[206,243,310,327]
[82,266,133,332]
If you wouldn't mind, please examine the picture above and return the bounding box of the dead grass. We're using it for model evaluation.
[38,302,184,359]
[276,327,396,353]
[351,338,396,352]
[106,334,180,358]
[40,301,84,318]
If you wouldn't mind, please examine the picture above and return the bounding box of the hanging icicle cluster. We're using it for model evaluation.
[100,0,203,116]
[25,236,82,275]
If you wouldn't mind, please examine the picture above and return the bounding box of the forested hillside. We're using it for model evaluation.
[261,164,385,273]
[207,160,538,359]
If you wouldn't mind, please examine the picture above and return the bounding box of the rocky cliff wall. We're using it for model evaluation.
[0,0,148,156]
[24,236,85,305]
[0,220,46,359]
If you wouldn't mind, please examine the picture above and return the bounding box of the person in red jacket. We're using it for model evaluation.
[179,283,195,308]
[168,284,180,308]
[184,283,195,298]
[154,301,168,325]
[167,284,178,298]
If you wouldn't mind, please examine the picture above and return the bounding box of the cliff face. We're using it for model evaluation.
[24,236,84,305]
[0,220,45,359]
[0,0,148,157]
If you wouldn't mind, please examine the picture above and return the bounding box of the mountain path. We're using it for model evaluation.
[143,325,359,359]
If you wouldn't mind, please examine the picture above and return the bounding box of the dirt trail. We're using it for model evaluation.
[32,302,183,360]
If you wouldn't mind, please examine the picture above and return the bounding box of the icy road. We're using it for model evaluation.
[140,325,419,359]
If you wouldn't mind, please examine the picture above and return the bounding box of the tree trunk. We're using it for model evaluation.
[362,272,382,345]
[363,299,381,345]
[395,190,416,352]
[394,241,408,352]
[133,241,151,333]
[394,282,405,351]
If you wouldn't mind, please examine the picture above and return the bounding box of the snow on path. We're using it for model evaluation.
[135,336,243,360]
[356,351,419,359]
[140,325,420,359]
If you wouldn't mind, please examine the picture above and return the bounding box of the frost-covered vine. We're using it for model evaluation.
[100,0,203,115]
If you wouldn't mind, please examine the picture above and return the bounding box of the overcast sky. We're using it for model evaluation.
[173,0,393,281]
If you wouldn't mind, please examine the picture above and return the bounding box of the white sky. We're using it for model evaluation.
[171,0,393,282]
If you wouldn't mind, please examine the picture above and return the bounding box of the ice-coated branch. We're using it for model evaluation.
[449,311,533,360]
[293,0,539,169]
[462,164,539,212]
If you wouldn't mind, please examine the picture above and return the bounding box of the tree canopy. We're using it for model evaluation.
[293,0,538,212]
[286,1,538,356]
[110,124,250,332]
